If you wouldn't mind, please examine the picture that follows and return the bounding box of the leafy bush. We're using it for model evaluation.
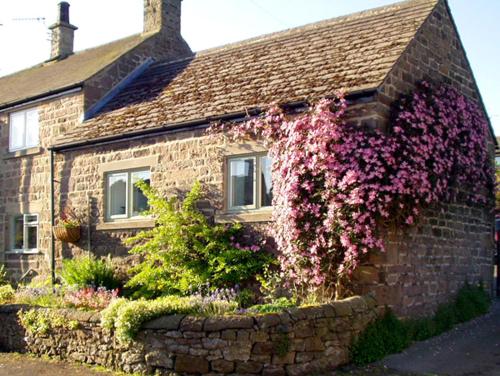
[350,282,491,365]
[0,284,15,304]
[235,288,256,308]
[125,181,273,298]
[61,255,120,290]
[404,318,436,342]
[18,308,79,335]
[248,297,296,314]
[256,265,290,303]
[64,287,119,310]
[433,302,458,333]
[102,293,239,342]
[350,310,410,365]
[454,282,490,322]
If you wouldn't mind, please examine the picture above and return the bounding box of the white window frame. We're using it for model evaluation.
[9,108,40,152]
[9,214,39,254]
[105,169,151,221]
[227,153,272,211]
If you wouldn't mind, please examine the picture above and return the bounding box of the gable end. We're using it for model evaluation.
[377,0,494,139]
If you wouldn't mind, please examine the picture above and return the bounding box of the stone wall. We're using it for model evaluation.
[351,0,496,316]
[0,295,379,376]
[354,201,494,317]
[0,92,85,280]
[54,128,228,259]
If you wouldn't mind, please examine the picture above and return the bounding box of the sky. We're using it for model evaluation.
[0,0,498,134]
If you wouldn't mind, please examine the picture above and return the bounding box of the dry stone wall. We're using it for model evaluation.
[0,295,379,376]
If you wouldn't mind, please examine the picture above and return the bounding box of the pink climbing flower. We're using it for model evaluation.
[207,83,493,296]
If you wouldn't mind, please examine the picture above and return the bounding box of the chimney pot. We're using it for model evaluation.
[58,2,70,24]
[49,2,78,60]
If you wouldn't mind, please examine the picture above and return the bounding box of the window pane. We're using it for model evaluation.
[25,109,39,147]
[10,112,25,150]
[27,226,38,250]
[13,216,24,249]
[230,158,255,207]
[131,170,150,216]
[260,156,273,207]
[108,173,127,217]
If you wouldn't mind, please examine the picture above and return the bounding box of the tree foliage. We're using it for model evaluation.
[125,181,273,298]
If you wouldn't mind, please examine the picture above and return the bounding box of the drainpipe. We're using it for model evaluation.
[50,150,56,287]
[87,193,91,257]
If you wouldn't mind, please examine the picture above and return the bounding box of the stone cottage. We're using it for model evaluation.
[0,0,495,316]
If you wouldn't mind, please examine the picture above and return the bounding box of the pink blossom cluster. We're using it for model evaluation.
[208,83,493,294]
[64,287,119,310]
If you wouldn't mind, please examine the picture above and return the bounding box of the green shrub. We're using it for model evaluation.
[249,297,296,314]
[433,302,458,334]
[125,181,274,298]
[235,288,256,308]
[61,255,119,290]
[350,310,410,365]
[454,282,490,322]
[18,309,79,335]
[0,284,15,304]
[404,318,436,342]
[350,282,492,365]
[102,295,237,342]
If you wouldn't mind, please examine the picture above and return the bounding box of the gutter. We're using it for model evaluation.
[50,88,377,152]
[0,85,83,112]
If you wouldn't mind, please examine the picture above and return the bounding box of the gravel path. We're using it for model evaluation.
[379,300,500,376]
[0,353,116,376]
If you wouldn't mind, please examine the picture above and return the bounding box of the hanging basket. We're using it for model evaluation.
[53,225,81,243]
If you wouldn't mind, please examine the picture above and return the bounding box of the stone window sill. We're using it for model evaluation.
[215,209,273,223]
[3,146,43,159]
[5,250,40,255]
[96,219,156,231]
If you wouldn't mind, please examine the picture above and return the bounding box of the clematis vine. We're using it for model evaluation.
[208,82,494,298]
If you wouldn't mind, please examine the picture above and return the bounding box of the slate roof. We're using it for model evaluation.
[57,0,439,146]
[0,33,150,109]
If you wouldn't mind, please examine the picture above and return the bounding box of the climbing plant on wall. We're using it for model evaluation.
[208,82,494,300]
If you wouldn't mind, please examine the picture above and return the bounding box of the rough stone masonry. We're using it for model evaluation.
[0,295,378,376]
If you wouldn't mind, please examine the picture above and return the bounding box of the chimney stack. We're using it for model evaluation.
[49,2,78,60]
[143,0,182,36]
